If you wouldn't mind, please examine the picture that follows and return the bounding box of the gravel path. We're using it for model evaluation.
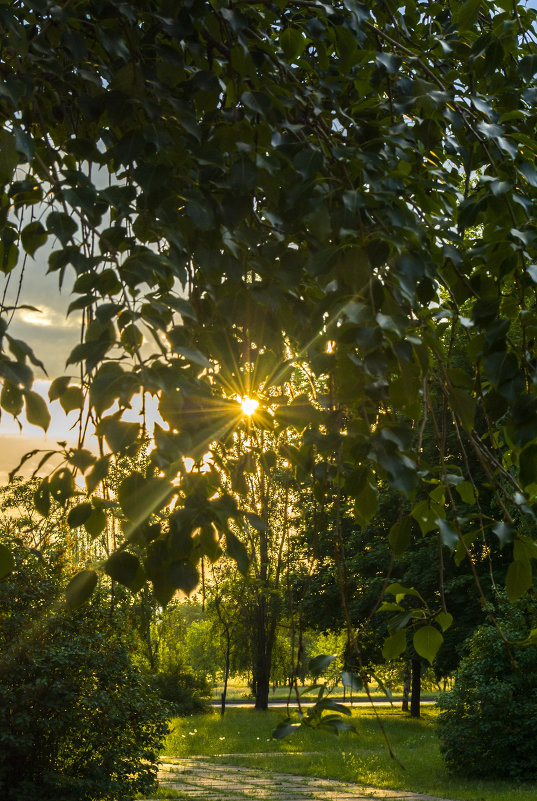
[144,756,457,801]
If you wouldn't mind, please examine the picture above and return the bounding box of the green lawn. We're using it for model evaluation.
[210,679,438,702]
[163,706,536,801]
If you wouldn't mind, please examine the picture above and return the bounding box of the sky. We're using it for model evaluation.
[0,239,82,483]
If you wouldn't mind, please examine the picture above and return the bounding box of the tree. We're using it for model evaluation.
[437,597,537,779]
[0,538,168,801]
[1,1,537,660]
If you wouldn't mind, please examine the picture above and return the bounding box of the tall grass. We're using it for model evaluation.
[163,706,537,801]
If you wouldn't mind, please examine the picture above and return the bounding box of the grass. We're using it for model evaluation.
[163,706,537,801]
[210,679,438,702]
[136,786,182,798]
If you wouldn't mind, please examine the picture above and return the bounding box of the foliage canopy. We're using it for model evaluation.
[1,0,537,642]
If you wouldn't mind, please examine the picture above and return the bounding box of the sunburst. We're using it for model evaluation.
[240,396,259,416]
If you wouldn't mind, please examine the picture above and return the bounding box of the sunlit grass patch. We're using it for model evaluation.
[163,706,537,801]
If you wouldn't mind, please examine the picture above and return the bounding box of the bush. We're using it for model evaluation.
[0,543,169,801]
[154,666,213,715]
[437,602,537,780]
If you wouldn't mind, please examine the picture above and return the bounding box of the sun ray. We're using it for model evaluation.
[261,296,361,391]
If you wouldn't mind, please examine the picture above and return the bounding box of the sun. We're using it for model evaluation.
[240,396,259,416]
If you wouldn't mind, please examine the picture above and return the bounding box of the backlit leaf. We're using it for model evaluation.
[24,390,50,431]
[413,626,443,665]
[106,550,140,587]
[506,560,532,602]
[65,569,98,608]
[67,502,93,528]
[225,530,249,575]
[382,630,406,661]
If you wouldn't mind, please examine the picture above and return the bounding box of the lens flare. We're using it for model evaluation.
[241,396,259,416]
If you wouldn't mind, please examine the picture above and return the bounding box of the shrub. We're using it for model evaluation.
[437,602,537,780]
[0,542,169,801]
[153,666,213,715]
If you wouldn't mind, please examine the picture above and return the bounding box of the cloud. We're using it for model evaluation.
[0,435,65,485]
[3,240,78,378]
[0,380,165,485]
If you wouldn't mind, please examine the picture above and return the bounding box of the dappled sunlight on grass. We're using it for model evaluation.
[163,707,537,801]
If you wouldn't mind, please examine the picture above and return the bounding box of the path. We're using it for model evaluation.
[147,756,456,801]
[210,699,436,709]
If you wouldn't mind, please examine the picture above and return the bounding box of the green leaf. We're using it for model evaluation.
[519,162,537,188]
[375,52,402,73]
[84,507,107,539]
[50,468,75,505]
[59,386,84,414]
[65,569,98,608]
[455,481,475,505]
[449,387,476,433]
[506,560,532,602]
[174,346,211,369]
[308,654,336,677]
[1,380,23,416]
[241,90,270,116]
[272,719,300,739]
[49,376,71,401]
[520,55,537,81]
[118,472,173,523]
[185,199,213,230]
[6,334,46,372]
[385,582,423,602]
[435,612,453,632]
[455,0,481,30]
[0,241,18,274]
[0,543,15,579]
[67,448,96,472]
[168,560,199,596]
[21,221,47,257]
[24,390,50,431]
[67,502,93,528]
[411,500,440,536]
[274,394,320,432]
[14,126,34,162]
[198,525,223,563]
[492,521,513,547]
[519,444,537,490]
[106,550,140,588]
[382,630,406,661]
[97,415,140,452]
[436,519,459,550]
[226,530,248,575]
[0,129,18,184]
[513,535,537,563]
[280,27,308,61]
[413,626,443,665]
[34,478,50,517]
[388,517,412,556]
[354,481,378,527]
[341,671,363,692]
[47,211,78,245]
[86,455,111,493]
[244,512,267,532]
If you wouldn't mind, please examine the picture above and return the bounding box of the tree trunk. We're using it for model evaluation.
[254,594,278,710]
[221,630,231,716]
[410,659,421,718]
[401,659,411,712]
